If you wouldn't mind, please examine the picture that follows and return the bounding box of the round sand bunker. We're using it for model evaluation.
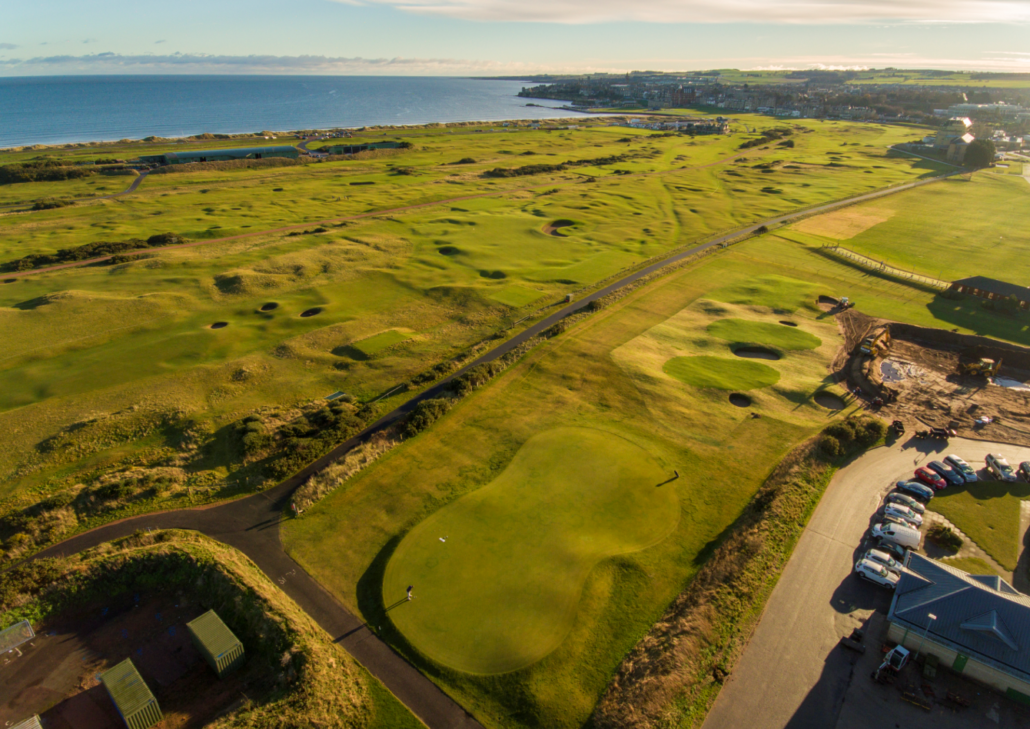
[210,322,229,329]
[814,392,846,410]
[732,346,781,361]
[260,302,279,312]
[300,307,323,318]
[729,393,752,407]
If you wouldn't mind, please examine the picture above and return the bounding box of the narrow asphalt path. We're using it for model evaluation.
[702,437,1030,729]
[29,168,957,728]
[0,170,151,211]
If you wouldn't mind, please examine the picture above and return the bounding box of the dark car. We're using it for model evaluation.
[1020,462,1030,483]
[944,454,978,483]
[915,467,947,491]
[928,460,964,487]
[895,480,934,502]
[874,540,908,563]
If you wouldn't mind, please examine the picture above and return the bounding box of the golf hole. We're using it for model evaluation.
[729,393,752,407]
[210,321,229,329]
[814,392,846,410]
[733,346,781,361]
[259,302,279,311]
[779,320,798,327]
[300,307,323,318]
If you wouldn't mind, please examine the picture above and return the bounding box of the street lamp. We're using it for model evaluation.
[916,612,937,660]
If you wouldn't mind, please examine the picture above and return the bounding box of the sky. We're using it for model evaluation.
[2,0,1029,76]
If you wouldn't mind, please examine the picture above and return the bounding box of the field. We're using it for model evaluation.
[0,114,953,561]
[927,480,1030,571]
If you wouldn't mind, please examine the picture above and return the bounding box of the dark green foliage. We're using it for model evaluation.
[411,360,459,386]
[820,416,885,460]
[2,232,186,272]
[452,158,476,164]
[404,398,454,438]
[927,524,963,551]
[31,197,73,211]
[450,361,507,397]
[484,154,630,178]
[0,159,97,185]
[739,128,793,150]
[819,435,844,457]
[964,139,996,169]
[0,558,67,612]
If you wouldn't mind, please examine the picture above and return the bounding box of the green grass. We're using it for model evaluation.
[663,356,781,390]
[707,318,822,350]
[351,329,412,357]
[383,426,678,674]
[940,556,1004,578]
[926,480,1030,571]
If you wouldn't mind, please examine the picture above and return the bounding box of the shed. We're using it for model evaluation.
[100,659,163,729]
[11,716,43,729]
[187,610,245,678]
[0,620,35,654]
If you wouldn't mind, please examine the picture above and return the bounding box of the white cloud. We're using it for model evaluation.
[344,0,1030,24]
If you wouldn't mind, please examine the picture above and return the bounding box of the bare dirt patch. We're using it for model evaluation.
[0,594,251,729]
[794,206,894,240]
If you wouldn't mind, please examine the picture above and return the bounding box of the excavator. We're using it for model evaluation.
[958,357,1001,378]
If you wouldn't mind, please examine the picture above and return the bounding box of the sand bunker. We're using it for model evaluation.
[543,219,575,237]
[438,246,461,256]
[779,320,798,327]
[733,346,781,361]
[729,393,752,407]
[814,392,846,410]
[210,322,229,329]
[259,302,279,312]
[300,307,323,318]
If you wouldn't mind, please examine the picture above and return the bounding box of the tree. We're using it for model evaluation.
[964,138,996,169]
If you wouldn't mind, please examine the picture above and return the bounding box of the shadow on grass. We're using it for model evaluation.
[925,295,1030,342]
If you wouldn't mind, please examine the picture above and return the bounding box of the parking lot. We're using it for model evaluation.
[703,437,1030,729]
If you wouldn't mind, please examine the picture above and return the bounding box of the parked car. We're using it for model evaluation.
[928,460,964,487]
[1020,461,1030,483]
[944,454,978,483]
[915,467,947,490]
[885,492,925,515]
[895,480,934,502]
[855,558,900,589]
[874,540,908,563]
[872,521,922,549]
[882,503,923,528]
[986,453,1017,482]
[862,548,903,574]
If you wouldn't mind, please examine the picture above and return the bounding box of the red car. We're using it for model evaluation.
[915,467,947,490]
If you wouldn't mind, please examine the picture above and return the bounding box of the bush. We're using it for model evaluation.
[819,435,845,457]
[927,524,963,551]
[2,231,187,272]
[404,398,454,438]
[31,197,73,210]
[453,157,476,164]
[820,416,886,458]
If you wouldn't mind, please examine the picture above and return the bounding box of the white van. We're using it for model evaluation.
[871,521,921,550]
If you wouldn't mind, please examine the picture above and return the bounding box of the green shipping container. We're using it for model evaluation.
[187,610,245,678]
[100,659,163,729]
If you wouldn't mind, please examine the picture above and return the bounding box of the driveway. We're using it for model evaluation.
[702,436,1030,729]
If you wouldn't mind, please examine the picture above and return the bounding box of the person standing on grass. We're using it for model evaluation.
[407,585,414,601]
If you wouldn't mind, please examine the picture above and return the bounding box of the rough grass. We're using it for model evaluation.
[663,356,781,390]
[926,480,1030,571]
[0,530,420,729]
[707,318,822,350]
[383,426,678,674]
[941,556,1003,578]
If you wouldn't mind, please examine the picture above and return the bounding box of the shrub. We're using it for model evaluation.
[404,398,454,438]
[819,435,844,457]
[31,197,73,210]
[927,524,963,551]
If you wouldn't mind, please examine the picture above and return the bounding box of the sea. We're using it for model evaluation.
[0,75,588,149]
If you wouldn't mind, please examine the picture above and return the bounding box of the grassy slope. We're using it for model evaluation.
[927,480,1030,571]
[282,236,862,729]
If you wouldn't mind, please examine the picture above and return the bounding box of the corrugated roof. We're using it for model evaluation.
[889,554,1030,680]
[187,610,241,659]
[0,620,35,653]
[101,659,158,717]
[11,716,42,729]
[952,276,1030,300]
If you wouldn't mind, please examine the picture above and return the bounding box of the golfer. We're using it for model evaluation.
[406,585,413,601]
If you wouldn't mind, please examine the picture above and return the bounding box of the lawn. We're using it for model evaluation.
[707,318,822,350]
[926,480,1030,571]
[941,556,1004,579]
[663,356,781,390]
[383,426,678,674]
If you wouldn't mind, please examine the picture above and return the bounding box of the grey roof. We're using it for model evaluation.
[952,276,1030,300]
[165,145,299,161]
[889,554,1030,681]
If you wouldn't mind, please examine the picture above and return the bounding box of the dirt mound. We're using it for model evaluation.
[543,219,575,237]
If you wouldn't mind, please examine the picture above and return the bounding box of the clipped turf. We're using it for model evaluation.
[926,480,1030,571]
[707,318,822,350]
[662,355,781,390]
[383,426,678,674]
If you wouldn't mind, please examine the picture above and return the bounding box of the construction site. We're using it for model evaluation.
[827,299,1030,447]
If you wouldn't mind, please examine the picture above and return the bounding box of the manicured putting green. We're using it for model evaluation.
[663,356,780,390]
[382,427,678,674]
[708,318,821,351]
[352,329,410,356]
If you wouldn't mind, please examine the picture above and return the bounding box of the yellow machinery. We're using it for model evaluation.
[958,357,1001,377]
[860,326,891,357]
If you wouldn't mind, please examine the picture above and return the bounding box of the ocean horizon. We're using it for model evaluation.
[0,75,591,149]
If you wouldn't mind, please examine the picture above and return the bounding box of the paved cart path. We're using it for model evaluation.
[29,168,957,728]
[0,170,151,211]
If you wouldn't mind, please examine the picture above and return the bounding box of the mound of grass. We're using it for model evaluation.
[926,480,1030,570]
[383,427,677,674]
[663,355,780,390]
[707,318,822,350]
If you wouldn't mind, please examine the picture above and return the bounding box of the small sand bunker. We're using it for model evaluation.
[210,322,229,329]
[300,307,323,318]
[438,246,461,256]
[260,302,279,312]
[779,320,798,327]
[733,346,781,361]
[543,219,575,237]
[814,392,846,410]
[729,393,752,407]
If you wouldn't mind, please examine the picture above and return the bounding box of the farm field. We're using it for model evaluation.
[0,115,950,551]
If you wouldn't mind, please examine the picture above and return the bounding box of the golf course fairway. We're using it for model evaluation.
[382,426,679,674]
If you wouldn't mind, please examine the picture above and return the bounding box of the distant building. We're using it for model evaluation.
[889,554,1030,703]
[947,133,976,163]
[950,276,1030,309]
[139,145,299,166]
[935,117,973,149]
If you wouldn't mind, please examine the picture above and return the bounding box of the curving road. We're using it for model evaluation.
[0,170,151,211]
[27,168,959,728]
[703,436,1030,729]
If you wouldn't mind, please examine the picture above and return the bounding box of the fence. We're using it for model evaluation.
[820,245,950,291]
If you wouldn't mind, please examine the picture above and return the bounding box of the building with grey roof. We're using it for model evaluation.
[888,553,1030,705]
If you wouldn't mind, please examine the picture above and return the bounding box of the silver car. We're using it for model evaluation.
[986,453,1017,482]
[862,548,903,574]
